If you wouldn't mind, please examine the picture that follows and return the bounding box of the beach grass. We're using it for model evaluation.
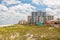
[0,24,60,40]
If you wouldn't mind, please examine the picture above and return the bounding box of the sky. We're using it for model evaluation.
[0,0,60,25]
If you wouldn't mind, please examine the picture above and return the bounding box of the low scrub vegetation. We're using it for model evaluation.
[0,24,60,40]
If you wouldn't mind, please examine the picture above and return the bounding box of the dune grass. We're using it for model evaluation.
[0,24,60,40]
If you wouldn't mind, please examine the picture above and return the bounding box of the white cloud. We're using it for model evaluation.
[46,8,56,15]
[0,4,8,11]
[46,8,60,16]
[46,8,60,20]
[9,3,36,20]
[32,0,60,19]
[43,0,60,19]
[2,0,21,5]
[32,0,42,5]
[0,5,27,24]
[32,0,60,7]
[42,0,60,7]
[9,4,36,11]
[0,1,36,24]
[9,3,36,15]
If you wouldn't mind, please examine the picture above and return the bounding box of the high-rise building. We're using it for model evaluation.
[28,10,54,25]
[31,11,46,24]
[46,15,54,21]
[32,12,37,24]
[28,16,32,24]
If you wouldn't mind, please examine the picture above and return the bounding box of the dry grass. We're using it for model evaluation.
[0,24,60,40]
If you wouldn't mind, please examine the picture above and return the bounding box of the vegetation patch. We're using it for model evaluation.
[0,24,60,40]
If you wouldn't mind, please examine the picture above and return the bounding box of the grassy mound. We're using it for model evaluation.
[0,24,60,40]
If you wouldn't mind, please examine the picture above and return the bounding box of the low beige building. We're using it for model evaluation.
[18,20,28,25]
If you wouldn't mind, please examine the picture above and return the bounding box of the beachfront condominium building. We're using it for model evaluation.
[31,10,46,24]
[46,15,54,21]
[28,10,54,25]
[28,16,32,24]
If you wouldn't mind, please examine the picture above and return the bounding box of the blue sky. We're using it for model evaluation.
[0,0,60,25]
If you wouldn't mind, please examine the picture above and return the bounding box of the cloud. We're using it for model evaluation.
[0,4,27,24]
[32,0,60,7]
[2,0,21,5]
[9,4,33,11]
[46,8,56,15]
[9,3,36,15]
[42,0,60,7]
[46,8,60,20]
[32,0,60,19]
[43,0,60,19]
[0,4,8,11]
[8,3,36,21]
[46,8,60,16]
[0,0,36,25]
[32,0,43,5]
